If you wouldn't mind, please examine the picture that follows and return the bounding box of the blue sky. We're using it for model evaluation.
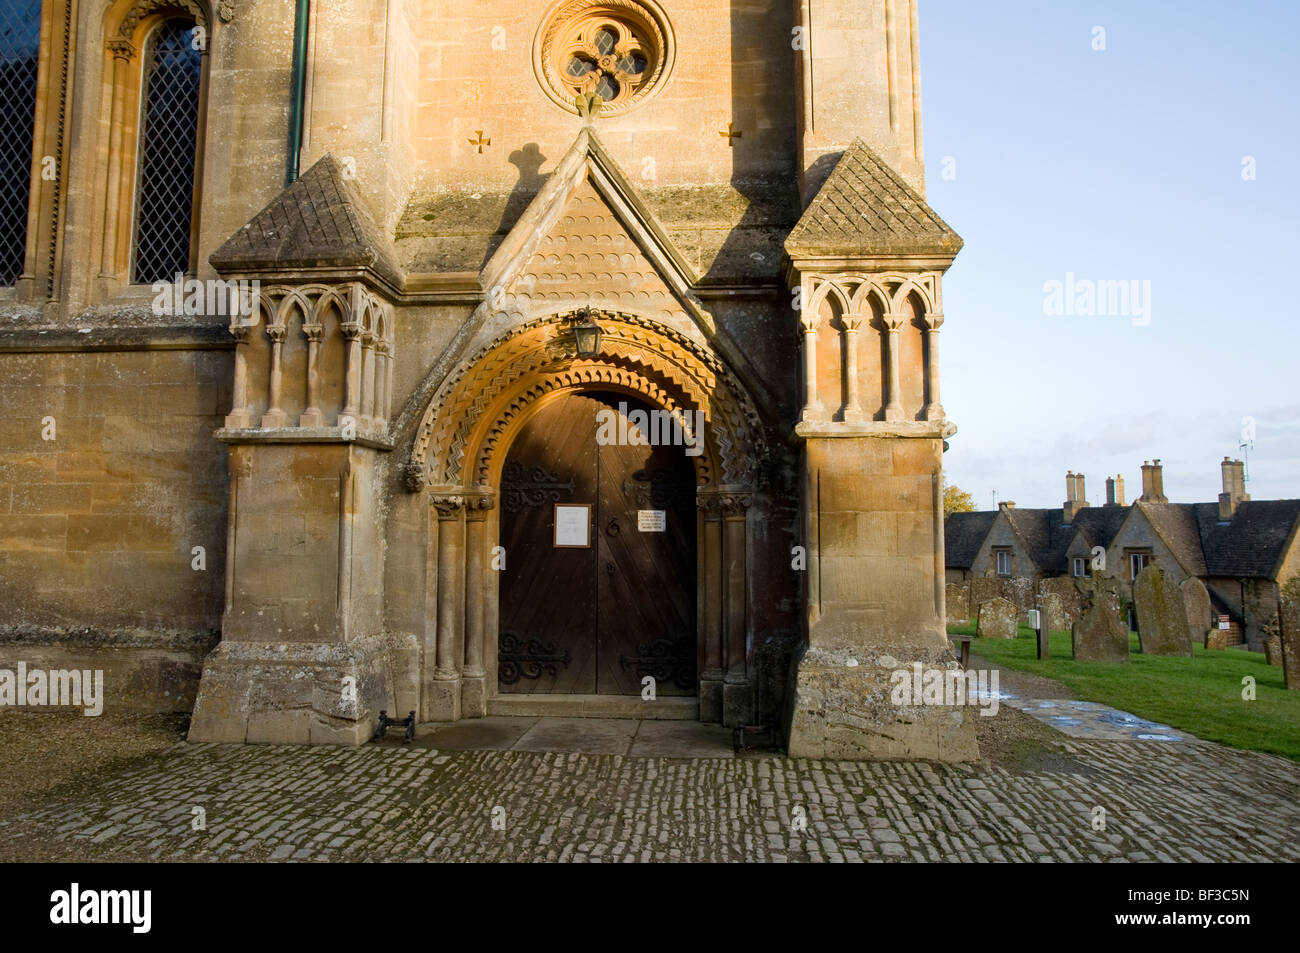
[920,0,1299,508]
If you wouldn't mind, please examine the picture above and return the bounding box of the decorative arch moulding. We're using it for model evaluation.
[112,0,211,45]
[407,309,765,494]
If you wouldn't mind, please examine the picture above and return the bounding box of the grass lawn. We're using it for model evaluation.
[948,622,1300,762]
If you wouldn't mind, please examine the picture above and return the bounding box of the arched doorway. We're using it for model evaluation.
[497,391,697,696]
[409,309,765,725]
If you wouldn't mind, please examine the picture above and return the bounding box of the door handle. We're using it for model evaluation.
[606,518,621,537]
[605,561,615,576]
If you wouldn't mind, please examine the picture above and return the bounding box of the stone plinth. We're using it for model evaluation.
[188,637,393,744]
[785,645,978,762]
[785,434,977,762]
[189,440,393,744]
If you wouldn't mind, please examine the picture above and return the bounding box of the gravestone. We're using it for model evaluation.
[1039,576,1084,627]
[1205,629,1228,651]
[1005,575,1034,611]
[1133,565,1193,657]
[976,597,1019,640]
[1280,598,1300,691]
[946,583,970,623]
[1072,575,1129,662]
[969,576,1001,612]
[1264,636,1282,667]
[1180,577,1213,650]
[1037,591,1065,634]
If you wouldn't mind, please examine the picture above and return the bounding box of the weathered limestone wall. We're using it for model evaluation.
[787,434,976,761]
[794,0,925,198]
[406,0,797,193]
[0,347,231,712]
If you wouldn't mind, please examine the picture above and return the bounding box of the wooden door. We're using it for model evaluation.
[497,391,696,696]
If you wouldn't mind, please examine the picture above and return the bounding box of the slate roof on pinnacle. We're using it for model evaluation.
[784,139,963,259]
[210,154,403,289]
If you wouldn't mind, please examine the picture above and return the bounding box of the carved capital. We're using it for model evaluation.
[302,323,323,343]
[798,313,818,334]
[228,324,252,343]
[107,38,136,61]
[265,325,286,343]
[430,494,465,517]
[923,311,945,331]
[843,312,867,332]
[340,322,364,341]
[882,312,906,332]
[698,491,752,517]
[464,492,496,520]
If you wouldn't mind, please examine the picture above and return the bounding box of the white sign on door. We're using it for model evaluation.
[637,510,666,532]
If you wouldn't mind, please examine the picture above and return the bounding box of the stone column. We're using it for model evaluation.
[98,40,134,292]
[882,312,905,422]
[799,311,824,424]
[922,311,944,421]
[225,324,252,428]
[373,340,391,430]
[841,313,866,423]
[300,322,324,427]
[722,493,753,727]
[461,494,493,717]
[698,496,724,723]
[359,331,376,431]
[261,325,288,427]
[427,494,464,721]
[340,322,362,427]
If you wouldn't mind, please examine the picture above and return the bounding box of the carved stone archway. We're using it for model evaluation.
[409,309,764,726]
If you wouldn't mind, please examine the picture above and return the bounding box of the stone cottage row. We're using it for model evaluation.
[944,459,1300,651]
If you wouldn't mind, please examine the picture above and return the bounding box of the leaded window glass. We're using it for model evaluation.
[131,18,202,285]
[0,0,41,286]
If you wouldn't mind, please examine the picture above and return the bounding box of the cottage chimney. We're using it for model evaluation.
[1139,460,1168,503]
[1105,474,1126,506]
[1218,457,1249,520]
[998,500,1015,511]
[1063,471,1089,523]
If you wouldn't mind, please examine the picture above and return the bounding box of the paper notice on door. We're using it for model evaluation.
[637,510,666,532]
[554,504,591,548]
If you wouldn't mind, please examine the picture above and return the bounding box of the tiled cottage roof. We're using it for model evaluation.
[1194,499,1300,578]
[210,154,403,289]
[785,139,963,259]
[1137,502,1208,577]
[944,510,997,569]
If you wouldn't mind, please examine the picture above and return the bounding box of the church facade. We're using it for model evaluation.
[0,0,975,760]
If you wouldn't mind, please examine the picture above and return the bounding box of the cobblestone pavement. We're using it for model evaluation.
[0,736,1296,862]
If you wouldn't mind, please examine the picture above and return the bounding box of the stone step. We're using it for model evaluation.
[483,694,699,720]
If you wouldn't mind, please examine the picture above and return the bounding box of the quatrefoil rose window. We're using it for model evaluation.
[535,1,675,115]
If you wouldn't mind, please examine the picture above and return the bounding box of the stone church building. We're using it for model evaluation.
[0,0,974,760]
